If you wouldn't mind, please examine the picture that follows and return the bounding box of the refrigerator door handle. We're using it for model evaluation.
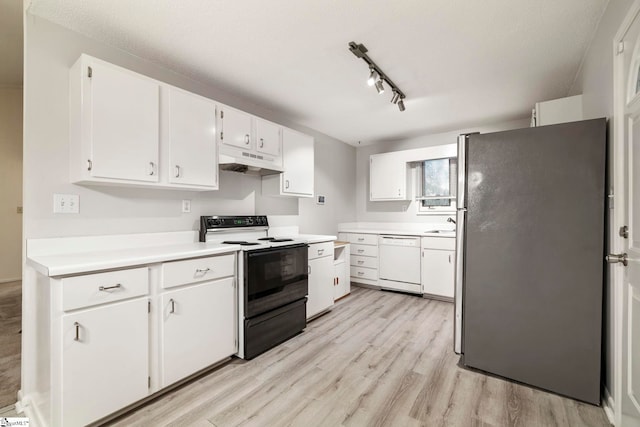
[457,134,467,208]
[454,208,465,354]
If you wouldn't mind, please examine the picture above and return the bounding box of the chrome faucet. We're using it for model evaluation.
[447,217,456,224]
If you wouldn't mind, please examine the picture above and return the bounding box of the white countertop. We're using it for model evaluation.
[338,228,456,238]
[296,234,337,244]
[28,242,241,277]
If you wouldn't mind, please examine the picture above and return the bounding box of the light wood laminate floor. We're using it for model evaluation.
[109,286,610,427]
[0,280,21,409]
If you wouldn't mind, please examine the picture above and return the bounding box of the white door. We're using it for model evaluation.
[421,249,455,298]
[255,118,281,158]
[161,278,236,387]
[88,59,159,182]
[334,261,349,300]
[282,128,314,196]
[168,89,218,188]
[369,153,407,200]
[307,256,334,319]
[219,105,252,149]
[616,7,640,424]
[62,298,149,426]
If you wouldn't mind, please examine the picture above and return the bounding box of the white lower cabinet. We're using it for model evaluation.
[307,242,334,319]
[161,278,236,387]
[61,298,149,427]
[421,237,455,299]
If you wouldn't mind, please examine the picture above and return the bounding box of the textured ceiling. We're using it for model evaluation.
[27,0,608,145]
[0,0,23,86]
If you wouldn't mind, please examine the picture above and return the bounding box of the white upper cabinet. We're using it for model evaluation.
[219,105,252,149]
[262,128,314,197]
[369,152,410,201]
[168,88,218,188]
[255,118,281,158]
[72,55,160,183]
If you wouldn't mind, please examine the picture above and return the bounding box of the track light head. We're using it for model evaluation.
[398,98,406,112]
[367,68,378,87]
[375,79,385,94]
[391,90,400,104]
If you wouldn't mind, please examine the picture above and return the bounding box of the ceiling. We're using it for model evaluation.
[0,0,23,86]
[27,0,608,145]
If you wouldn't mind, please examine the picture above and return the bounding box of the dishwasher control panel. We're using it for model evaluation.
[378,235,421,247]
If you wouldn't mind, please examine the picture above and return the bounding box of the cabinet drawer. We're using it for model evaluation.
[421,237,456,251]
[62,267,149,311]
[162,254,235,289]
[351,266,378,281]
[351,255,378,269]
[347,233,378,246]
[308,241,333,260]
[351,244,378,257]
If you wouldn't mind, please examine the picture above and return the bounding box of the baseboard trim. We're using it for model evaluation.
[602,386,615,426]
[0,277,21,284]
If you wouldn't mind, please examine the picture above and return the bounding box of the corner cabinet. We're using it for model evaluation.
[69,54,219,191]
[369,152,410,201]
[69,55,160,184]
[262,128,314,197]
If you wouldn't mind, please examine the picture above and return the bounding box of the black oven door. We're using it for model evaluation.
[244,244,309,318]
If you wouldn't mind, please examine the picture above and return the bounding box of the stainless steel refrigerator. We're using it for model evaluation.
[454,118,606,405]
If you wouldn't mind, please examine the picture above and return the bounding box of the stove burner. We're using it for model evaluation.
[222,240,261,246]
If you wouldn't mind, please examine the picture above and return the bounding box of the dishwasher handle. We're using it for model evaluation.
[378,235,421,247]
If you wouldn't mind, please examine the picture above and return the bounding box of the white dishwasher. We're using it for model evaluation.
[378,235,422,294]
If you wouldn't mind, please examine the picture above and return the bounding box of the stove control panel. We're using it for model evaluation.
[200,215,269,231]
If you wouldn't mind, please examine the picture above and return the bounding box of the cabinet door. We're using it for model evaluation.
[168,89,218,188]
[370,153,407,200]
[307,255,334,319]
[421,249,455,298]
[255,118,281,158]
[88,59,159,182]
[161,278,236,387]
[282,128,314,196]
[334,261,349,301]
[62,298,149,426]
[219,106,252,149]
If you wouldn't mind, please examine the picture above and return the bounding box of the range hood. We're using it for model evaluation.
[218,152,284,176]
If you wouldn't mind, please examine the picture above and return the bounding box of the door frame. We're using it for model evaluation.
[613,1,640,425]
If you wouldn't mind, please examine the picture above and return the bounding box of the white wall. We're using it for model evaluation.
[23,14,356,242]
[355,118,530,224]
[569,0,636,408]
[0,87,22,282]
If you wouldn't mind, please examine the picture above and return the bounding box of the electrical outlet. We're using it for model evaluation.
[182,199,191,213]
[53,194,80,214]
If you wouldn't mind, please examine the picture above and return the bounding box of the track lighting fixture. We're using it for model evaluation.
[348,41,407,112]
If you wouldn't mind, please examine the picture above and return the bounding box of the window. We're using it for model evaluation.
[417,158,457,214]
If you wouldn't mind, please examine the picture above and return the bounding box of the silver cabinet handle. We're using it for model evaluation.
[357,260,364,264]
[245,134,250,145]
[357,237,365,241]
[170,298,176,314]
[87,159,92,171]
[357,249,364,253]
[149,161,156,176]
[318,249,324,255]
[398,189,401,195]
[175,165,181,178]
[308,265,311,274]
[260,138,264,148]
[99,284,122,291]
[606,253,628,266]
[285,180,290,189]
[357,271,364,276]
[196,268,210,274]
[74,322,80,341]
[449,254,452,263]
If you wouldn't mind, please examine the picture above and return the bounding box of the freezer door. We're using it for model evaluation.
[462,119,606,404]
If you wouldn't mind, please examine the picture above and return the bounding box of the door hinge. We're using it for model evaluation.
[620,225,629,239]
[148,376,151,388]
[618,42,625,55]
[87,66,92,78]
[148,300,151,313]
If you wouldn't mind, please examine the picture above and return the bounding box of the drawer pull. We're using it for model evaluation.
[357,260,364,264]
[357,249,365,253]
[98,284,122,291]
[357,271,365,275]
[318,249,324,255]
[74,322,80,341]
[195,268,211,274]
[358,237,365,241]
[170,298,176,314]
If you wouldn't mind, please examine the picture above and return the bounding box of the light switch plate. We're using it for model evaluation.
[182,199,191,213]
[53,194,80,214]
